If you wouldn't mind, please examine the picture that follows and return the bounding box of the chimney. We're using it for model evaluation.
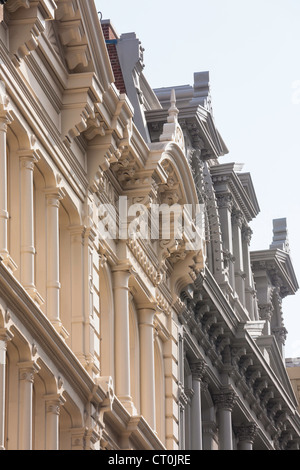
[101,19,126,94]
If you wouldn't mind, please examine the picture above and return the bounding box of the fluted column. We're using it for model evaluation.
[112,262,133,413]
[0,109,13,266]
[0,329,13,450]
[213,387,236,450]
[18,361,40,450]
[46,189,64,331]
[235,423,258,450]
[190,360,206,450]
[232,210,246,305]
[138,305,156,430]
[45,394,65,450]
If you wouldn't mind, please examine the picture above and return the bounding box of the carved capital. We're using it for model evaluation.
[234,422,258,444]
[190,360,206,381]
[258,303,274,322]
[45,394,65,416]
[18,361,40,382]
[213,387,236,411]
[272,326,288,345]
[216,193,233,212]
[45,188,64,207]
[242,226,253,245]
[232,210,245,228]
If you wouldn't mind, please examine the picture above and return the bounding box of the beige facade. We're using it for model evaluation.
[0,0,299,451]
[287,359,300,414]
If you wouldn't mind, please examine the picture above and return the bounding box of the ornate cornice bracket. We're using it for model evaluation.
[7,0,57,66]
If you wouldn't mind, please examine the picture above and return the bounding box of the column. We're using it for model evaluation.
[0,109,12,265]
[184,388,193,449]
[0,329,13,450]
[46,189,63,331]
[45,394,65,450]
[112,263,133,413]
[138,305,156,430]
[202,421,218,450]
[242,226,256,319]
[70,225,84,359]
[232,210,246,305]
[190,360,206,450]
[216,193,235,289]
[235,423,257,450]
[18,361,40,450]
[19,152,43,307]
[213,387,236,450]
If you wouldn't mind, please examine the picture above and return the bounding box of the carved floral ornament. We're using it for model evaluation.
[234,423,258,443]
[213,388,236,411]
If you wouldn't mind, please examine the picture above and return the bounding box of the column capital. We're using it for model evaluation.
[0,327,14,344]
[45,187,64,206]
[0,115,12,132]
[242,226,253,245]
[213,387,236,411]
[234,422,258,444]
[18,361,40,382]
[111,261,133,290]
[0,83,13,127]
[44,393,66,415]
[111,260,132,274]
[137,306,156,327]
[258,303,274,321]
[190,360,206,381]
[232,210,245,228]
[18,149,40,163]
[216,193,234,212]
[272,326,288,346]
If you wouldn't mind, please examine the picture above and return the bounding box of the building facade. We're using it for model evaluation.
[287,358,300,415]
[0,0,299,451]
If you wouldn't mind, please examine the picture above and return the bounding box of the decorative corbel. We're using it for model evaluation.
[7,0,57,66]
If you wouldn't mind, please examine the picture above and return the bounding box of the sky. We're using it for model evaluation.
[95,0,300,358]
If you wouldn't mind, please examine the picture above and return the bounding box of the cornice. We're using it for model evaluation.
[146,102,228,159]
[235,324,300,414]
[210,162,260,221]
[77,0,114,90]
[251,248,299,297]
[200,268,243,331]
[256,334,299,408]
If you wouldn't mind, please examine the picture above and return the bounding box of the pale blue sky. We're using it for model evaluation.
[95,0,300,358]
